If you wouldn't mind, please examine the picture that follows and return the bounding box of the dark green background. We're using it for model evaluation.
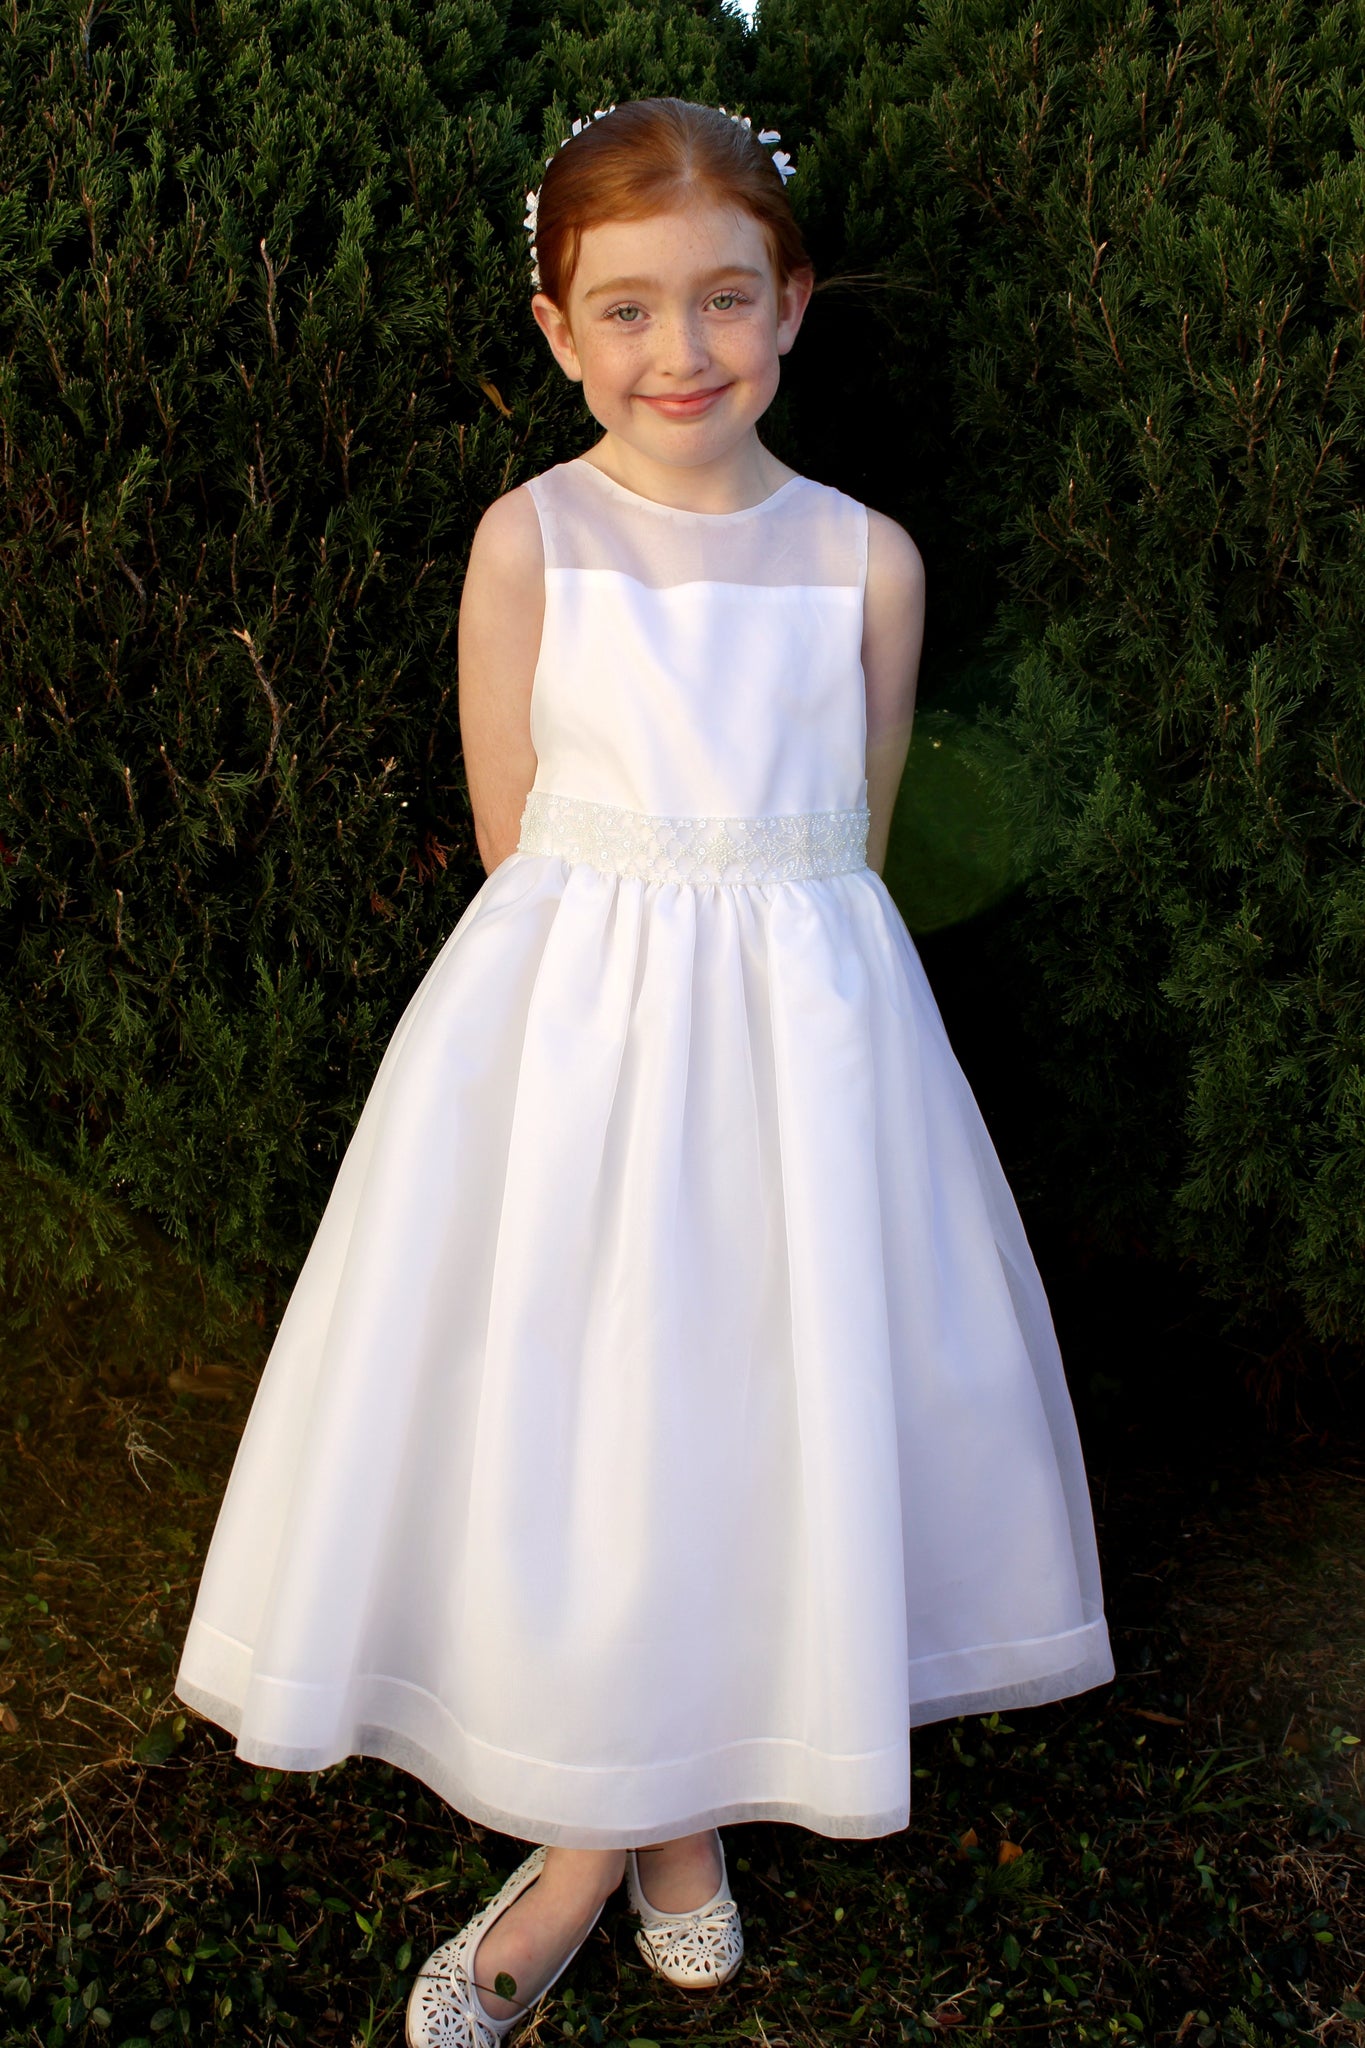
[2,0,1362,1384]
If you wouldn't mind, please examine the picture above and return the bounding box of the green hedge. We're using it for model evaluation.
[957,0,1365,1349]
[0,0,749,1312]
[4,0,1363,1355]
[756,0,1365,1350]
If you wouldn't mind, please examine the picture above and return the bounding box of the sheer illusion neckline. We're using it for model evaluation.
[569,455,807,522]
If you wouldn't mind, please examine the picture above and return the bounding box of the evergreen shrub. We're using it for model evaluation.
[757,0,1365,1352]
[5,0,1363,1362]
[0,0,747,1318]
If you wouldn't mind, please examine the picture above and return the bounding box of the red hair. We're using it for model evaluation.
[532,97,814,309]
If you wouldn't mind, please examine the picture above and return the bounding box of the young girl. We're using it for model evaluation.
[175,97,1115,2048]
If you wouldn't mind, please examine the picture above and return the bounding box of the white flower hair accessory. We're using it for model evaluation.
[523,103,796,292]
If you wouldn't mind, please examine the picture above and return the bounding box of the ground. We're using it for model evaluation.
[0,1229,1362,2047]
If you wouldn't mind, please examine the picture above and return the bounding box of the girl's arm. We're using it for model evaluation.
[861,509,925,878]
[457,486,546,875]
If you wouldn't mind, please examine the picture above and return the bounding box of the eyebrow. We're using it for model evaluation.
[581,264,768,302]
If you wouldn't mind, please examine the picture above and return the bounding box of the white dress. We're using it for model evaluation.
[174,454,1115,1850]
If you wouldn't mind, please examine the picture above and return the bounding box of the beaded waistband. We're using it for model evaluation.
[517,788,871,886]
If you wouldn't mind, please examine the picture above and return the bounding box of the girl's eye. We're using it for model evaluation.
[605,290,750,324]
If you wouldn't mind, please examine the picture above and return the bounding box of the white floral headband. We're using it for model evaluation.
[523,104,796,292]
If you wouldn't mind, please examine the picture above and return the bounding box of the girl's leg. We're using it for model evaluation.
[632,1828,723,1909]
[470,1847,624,2022]
[470,1831,723,2020]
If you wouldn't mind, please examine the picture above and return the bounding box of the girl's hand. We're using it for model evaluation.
[861,510,925,877]
[458,487,545,873]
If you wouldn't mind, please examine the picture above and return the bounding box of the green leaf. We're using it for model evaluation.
[132,1722,182,1766]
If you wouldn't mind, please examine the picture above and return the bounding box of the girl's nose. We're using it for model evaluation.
[653,317,711,378]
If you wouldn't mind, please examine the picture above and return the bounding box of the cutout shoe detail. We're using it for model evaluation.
[406,1845,604,2047]
[626,1829,744,1990]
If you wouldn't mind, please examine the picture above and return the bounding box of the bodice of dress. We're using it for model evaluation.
[516,457,871,885]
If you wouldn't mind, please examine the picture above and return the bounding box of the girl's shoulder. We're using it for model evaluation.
[466,478,544,591]
[863,500,923,588]
[787,474,924,605]
[778,468,920,557]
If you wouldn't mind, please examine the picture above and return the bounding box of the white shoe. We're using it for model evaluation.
[406,1845,604,2047]
[626,1829,744,1990]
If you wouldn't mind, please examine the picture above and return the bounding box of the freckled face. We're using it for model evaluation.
[532,202,809,471]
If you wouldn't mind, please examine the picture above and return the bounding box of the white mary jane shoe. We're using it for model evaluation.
[626,1828,744,1991]
[406,1844,604,2048]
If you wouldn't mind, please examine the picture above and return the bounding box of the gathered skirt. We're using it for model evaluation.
[174,850,1114,1847]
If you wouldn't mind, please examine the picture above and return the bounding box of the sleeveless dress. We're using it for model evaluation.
[174,454,1115,1850]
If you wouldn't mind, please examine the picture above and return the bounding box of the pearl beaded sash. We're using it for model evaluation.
[517,788,871,886]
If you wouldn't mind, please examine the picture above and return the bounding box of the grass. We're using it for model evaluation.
[0,1227,1362,2048]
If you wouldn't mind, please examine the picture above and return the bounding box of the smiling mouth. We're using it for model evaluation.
[639,386,730,411]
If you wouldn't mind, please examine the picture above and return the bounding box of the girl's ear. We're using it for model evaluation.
[531,292,585,384]
[775,264,816,358]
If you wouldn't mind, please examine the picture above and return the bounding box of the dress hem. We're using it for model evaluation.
[174,1616,1114,1850]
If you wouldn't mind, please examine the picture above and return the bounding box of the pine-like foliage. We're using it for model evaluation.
[0,0,747,1315]
[945,0,1365,1347]
[756,0,1365,1349]
[5,0,1363,1356]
